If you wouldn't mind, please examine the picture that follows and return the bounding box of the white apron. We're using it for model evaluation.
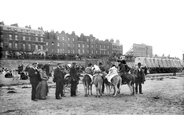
[105,66,119,83]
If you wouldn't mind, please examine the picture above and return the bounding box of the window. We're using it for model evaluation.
[107,46,109,49]
[35,37,38,41]
[68,43,70,47]
[1,34,3,38]
[82,49,85,54]
[9,35,12,40]
[0,42,3,48]
[62,37,65,40]
[23,44,25,50]
[68,37,70,41]
[52,42,54,45]
[78,49,81,54]
[29,37,31,41]
[52,49,54,53]
[73,50,75,54]
[46,42,48,45]
[96,50,97,54]
[63,49,65,53]
[68,49,70,53]
[46,48,48,51]
[57,36,59,40]
[60,49,62,53]
[91,45,93,48]
[40,45,43,50]
[78,44,80,47]
[87,45,89,48]
[92,50,93,54]
[15,43,18,49]
[62,43,64,47]
[40,38,43,42]
[28,44,31,50]
[9,43,12,48]
[82,44,84,48]
[73,38,75,41]
[35,45,38,50]
[87,39,89,42]
[57,43,60,47]
[87,50,89,53]
[57,49,59,53]
[23,36,26,41]
[15,35,18,40]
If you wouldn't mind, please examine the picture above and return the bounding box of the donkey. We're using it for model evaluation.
[82,74,93,97]
[104,74,122,97]
[120,64,136,95]
[93,72,103,98]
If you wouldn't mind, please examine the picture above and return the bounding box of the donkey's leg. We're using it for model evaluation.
[128,82,133,95]
[83,84,87,97]
[90,84,93,95]
[95,85,98,98]
[113,85,118,97]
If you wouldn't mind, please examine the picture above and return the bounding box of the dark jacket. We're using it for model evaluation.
[70,66,78,81]
[136,67,145,83]
[53,67,65,82]
[28,68,41,84]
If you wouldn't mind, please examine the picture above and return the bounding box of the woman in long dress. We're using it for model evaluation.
[36,65,49,100]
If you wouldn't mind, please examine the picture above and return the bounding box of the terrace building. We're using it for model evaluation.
[0,22,46,58]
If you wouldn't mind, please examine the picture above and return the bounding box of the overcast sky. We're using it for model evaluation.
[1,0,184,59]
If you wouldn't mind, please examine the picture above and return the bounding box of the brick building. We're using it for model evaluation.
[45,31,123,57]
[0,22,46,58]
[0,21,123,59]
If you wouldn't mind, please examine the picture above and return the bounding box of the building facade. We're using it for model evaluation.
[45,31,123,57]
[0,22,46,58]
[125,43,153,57]
[0,22,123,58]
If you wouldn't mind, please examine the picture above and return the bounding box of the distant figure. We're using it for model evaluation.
[144,66,147,75]
[28,63,41,101]
[135,63,145,94]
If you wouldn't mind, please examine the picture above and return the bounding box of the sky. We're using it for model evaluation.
[1,0,184,59]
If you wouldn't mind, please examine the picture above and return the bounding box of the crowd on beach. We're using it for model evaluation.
[1,59,146,101]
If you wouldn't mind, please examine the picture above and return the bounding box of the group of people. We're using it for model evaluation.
[27,59,146,101]
[84,60,146,94]
[28,62,80,101]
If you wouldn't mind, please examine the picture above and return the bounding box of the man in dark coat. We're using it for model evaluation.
[135,62,145,94]
[70,62,78,97]
[53,64,65,99]
[28,63,41,101]
[99,62,106,94]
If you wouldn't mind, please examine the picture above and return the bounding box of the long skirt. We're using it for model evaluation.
[36,80,48,99]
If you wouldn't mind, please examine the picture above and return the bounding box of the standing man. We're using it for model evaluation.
[99,62,106,94]
[70,62,78,97]
[135,63,145,94]
[28,63,41,101]
[53,64,65,99]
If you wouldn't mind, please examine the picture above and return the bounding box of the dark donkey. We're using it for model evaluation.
[119,62,136,95]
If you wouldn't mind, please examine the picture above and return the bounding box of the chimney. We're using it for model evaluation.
[0,21,4,25]
[71,31,75,35]
[11,23,18,27]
